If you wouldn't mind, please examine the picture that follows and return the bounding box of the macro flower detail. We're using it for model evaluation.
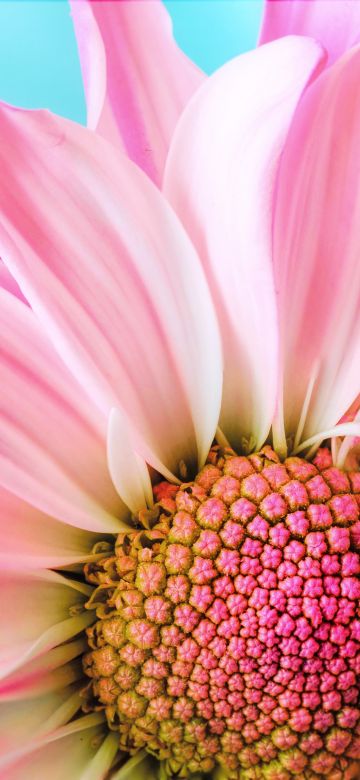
[82,446,360,779]
[1,1,360,779]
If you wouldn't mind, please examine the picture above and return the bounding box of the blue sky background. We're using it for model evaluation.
[0,1,263,124]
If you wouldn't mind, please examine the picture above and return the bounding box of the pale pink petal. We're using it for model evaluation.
[0,487,106,569]
[0,290,125,532]
[293,422,360,457]
[70,0,204,185]
[272,45,360,447]
[0,105,222,476]
[330,396,360,469]
[0,570,93,679]
[0,261,27,303]
[1,722,110,780]
[334,408,360,470]
[164,37,325,452]
[260,0,360,66]
[339,393,360,424]
[340,440,360,471]
[0,639,86,701]
[107,408,154,514]
[69,0,106,132]
[0,686,82,766]
[69,1,127,153]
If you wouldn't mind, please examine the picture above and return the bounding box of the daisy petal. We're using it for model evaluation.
[70,0,204,185]
[111,751,157,780]
[0,105,222,477]
[0,290,125,533]
[273,45,360,446]
[0,261,27,303]
[0,640,86,701]
[0,686,81,767]
[1,723,108,780]
[107,408,153,513]
[164,36,325,451]
[0,570,92,679]
[79,732,119,780]
[260,0,360,66]
[335,404,360,469]
[0,487,106,569]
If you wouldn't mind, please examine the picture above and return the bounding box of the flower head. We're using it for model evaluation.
[83,446,360,778]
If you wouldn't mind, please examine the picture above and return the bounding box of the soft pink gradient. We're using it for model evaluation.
[0,104,222,479]
[272,44,360,445]
[164,35,325,453]
[260,0,360,67]
[1,2,360,778]
[70,0,204,185]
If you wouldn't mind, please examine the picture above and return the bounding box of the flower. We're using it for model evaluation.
[1,2,360,779]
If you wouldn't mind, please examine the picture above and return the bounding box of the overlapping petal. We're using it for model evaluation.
[0,488,106,569]
[0,104,222,477]
[0,570,93,679]
[107,407,154,513]
[260,0,360,66]
[164,36,325,452]
[0,289,124,532]
[111,751,158,780]
[70,0,204,184]
[0,721,110,780]
[272,44,360,449]
[0,639,86,701]
[0,261,26,303]
[0,686,82,768]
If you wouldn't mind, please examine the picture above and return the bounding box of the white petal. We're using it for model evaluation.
[0,104,222,477]
[0,289,126,533]
[107,408,153,514]
[272,46,360,446]
[0,570,93,679]
[164,36,326,452]
[0,639,86,701]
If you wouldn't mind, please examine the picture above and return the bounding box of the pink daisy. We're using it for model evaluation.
[1,1,360,778]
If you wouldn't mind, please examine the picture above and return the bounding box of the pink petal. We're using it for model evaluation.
[107,408,154,513]
[1,722,110,780]
[334,408,360,470]
[0,290,124,533]
[164,36,325,452]
[0,261,27,303]
[273,45,360,446]
[0,571,93,679]
[0,487,104,570]
[0,639,86,701]
[70,0,204,185]
[0,105,222,477]
[0,687,82,766]
[260,0,360,66]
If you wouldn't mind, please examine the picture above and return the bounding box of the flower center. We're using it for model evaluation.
[82,445,360,779]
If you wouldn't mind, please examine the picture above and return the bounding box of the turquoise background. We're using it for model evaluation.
[0,1,263,124]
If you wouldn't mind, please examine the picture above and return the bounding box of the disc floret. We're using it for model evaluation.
[82,446,360,779]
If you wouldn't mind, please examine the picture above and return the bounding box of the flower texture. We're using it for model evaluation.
[1,1,360,779]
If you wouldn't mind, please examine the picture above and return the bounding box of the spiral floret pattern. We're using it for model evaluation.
[83,446,360,779]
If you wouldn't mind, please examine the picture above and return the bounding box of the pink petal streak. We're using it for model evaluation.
[70,0,204,185]
[260,0,360,66]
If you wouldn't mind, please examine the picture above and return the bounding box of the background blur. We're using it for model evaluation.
[0,1,263,125]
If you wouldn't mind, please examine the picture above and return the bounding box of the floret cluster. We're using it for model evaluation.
[83,446,360,779]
